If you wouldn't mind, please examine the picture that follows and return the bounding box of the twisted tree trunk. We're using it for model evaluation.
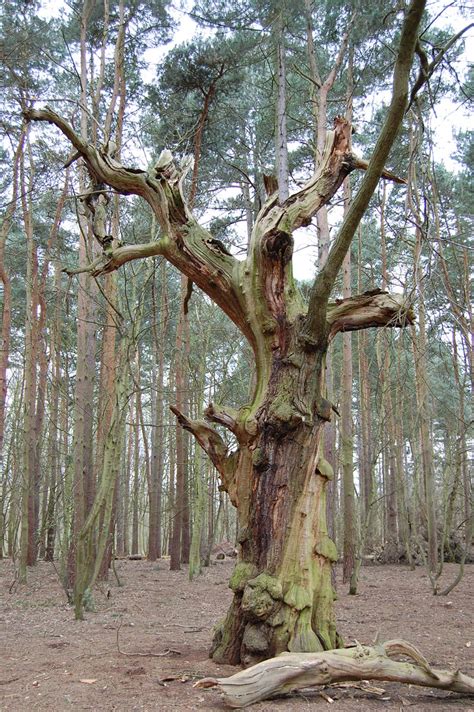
[23,0,425,663]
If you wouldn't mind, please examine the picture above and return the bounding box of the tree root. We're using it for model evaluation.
[195,639,474,708]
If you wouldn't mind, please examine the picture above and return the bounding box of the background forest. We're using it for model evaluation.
[0,0,472,611]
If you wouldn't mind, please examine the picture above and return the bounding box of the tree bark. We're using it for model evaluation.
[275,16,289,204]
[43,263,62,561]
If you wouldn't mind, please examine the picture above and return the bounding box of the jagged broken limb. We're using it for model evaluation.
[195,639,474,708]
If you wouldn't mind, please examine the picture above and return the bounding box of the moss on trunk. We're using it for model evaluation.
[210,349,339,666]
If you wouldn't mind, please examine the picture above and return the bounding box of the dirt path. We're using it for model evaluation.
[1,558,472,711]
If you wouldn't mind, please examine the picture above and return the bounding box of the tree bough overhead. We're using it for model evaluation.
[25,0,425,667]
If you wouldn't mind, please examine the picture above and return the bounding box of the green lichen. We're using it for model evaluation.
[261,316,277,335]
[283,583,312,611]
[267,391,299,426]
[315,534,338,562]
[288,608,323,653]
[241,574,283,620]
[252,447,267,469]
[247,572,283,600]
[316,456,334,480]
[229,562,257,593]
[312,575,338,650]
[267,605,288,627]
[242,585,276,620]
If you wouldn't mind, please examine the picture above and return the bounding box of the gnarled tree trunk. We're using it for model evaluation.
[24,0,424,663]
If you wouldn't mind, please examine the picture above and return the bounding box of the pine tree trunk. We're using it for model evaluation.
[43,263,62,561]
[19,132,39,579]
[341,161,356,590]
[131,391,140,557]
[408,123,437,570]
[275,19,289,204]
[148,262,167,560]
[68,0,98,595]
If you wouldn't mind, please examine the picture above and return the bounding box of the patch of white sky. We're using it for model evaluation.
[37,0,472,282]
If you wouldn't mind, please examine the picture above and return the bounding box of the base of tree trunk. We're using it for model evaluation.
[210,569,342,668]
[196,639,474,708]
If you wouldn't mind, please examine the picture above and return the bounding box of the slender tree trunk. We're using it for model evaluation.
[73,325,132,616]
[394,345,413,566]
[276,16,289,204]
[0,131,24,477]
[131,390,140,557]
[19,130,39,579]
[68,0,99,595]
[180,310,191,564]
[170,278,187,570]
[148,261,167,559]
[341,63,357,589]
[356,224,375,553]
[408,138,437,570]
[341,186,356,590]
[44,265,62,560]
[188,319,211,578]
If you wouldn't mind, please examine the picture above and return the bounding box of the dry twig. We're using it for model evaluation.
[115,624,181,658]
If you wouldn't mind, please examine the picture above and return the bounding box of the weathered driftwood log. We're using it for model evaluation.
[195,639,474,708]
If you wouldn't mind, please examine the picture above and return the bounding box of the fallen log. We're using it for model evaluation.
[195,639,474,708]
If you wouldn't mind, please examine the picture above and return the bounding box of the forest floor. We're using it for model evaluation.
[0,557,473,712]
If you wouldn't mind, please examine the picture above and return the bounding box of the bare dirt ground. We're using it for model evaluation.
[1,558,473,711]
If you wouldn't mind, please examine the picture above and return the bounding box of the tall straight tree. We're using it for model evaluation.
[0,131,24,479]
[148,260,168,560]
[26,0,425,664]
[67,0,99,592]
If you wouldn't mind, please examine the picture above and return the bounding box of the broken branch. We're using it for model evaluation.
[350,156,406,184]
[326,290,415,340]
[195,639,474,708]
[204,403,249,443]
[170,406,238,498]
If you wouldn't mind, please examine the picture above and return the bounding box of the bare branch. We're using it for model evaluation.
[23,106,151,198]
[62,240,167,277]
[254,118,404,257]
[254,117,353,241]
[170,405,238,501]
[408,23,474,111]
[326,290,415,340]
[205,403,240,434]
